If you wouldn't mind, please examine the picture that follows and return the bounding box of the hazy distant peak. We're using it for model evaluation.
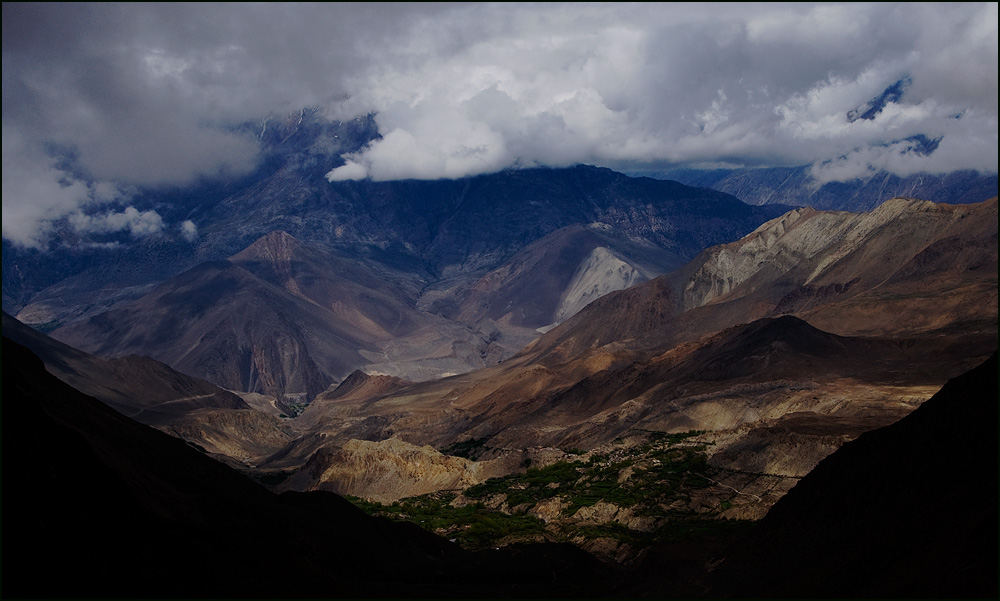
[847,76,912,123]
[227,231,312,298]
[231,230,303,261]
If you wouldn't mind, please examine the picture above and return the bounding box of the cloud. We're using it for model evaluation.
[321,3,996,182]
[3,3,997,246]
[69,206,165,238]
[1,142,91,247]
[2,5,263,186]
[326,160,369,182]
[332,105,512,181]
[3,3,443,246]
[180,220,198,242]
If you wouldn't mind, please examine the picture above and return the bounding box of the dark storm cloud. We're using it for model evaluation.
[3,3,997,247]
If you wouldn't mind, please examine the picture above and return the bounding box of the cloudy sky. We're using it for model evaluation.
[3,2,997,247]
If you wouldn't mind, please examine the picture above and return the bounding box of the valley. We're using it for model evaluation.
[5,168,995,575]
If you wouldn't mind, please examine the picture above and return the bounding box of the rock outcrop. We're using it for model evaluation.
[283,437,519,503]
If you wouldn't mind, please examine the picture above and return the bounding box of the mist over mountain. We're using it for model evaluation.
[632,73,996,212]
[11,136,796,404]
[6,4,994,238]
[654,164,997,212]
[3,109,381,313]
[5,105,793,330]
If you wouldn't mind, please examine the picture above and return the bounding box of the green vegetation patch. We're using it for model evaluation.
[347,430,732,555]
[439,437,490,460]
[347,492,548,549]
[465,460,583,507]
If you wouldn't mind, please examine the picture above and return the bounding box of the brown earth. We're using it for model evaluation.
[258,197,997,519]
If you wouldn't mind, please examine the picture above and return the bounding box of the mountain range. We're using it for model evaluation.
[2,108,996,597]
[8,191,994,516]
[654,164,998,212]
[26,165,794,408]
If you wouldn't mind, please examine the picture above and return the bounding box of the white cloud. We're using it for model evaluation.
[327,160,369,182]
[324,3,996,181]
[69,206,165,238]
[180,219,198,242]
[1,154,90,248]
[329,107,512,181]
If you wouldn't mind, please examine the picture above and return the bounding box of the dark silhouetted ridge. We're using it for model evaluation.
[710,352,999,598]
[2,337,615,598]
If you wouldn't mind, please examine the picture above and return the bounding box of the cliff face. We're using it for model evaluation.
[680,196,999,327]
[553,246,647,325]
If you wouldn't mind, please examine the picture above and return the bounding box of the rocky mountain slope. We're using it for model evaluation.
[278,315,982,508]
[530,196,998,363]
[7,329,991,598]
[34,196,991,516]
[198,164,791,281]
[255,196,996,514]
[5,192,995,576]
[432,223,682,333]
[49,254,377,403]
[43,169,794,402]
[3,311,292,463]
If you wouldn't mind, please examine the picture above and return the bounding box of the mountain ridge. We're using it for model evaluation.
[526,196,997,364]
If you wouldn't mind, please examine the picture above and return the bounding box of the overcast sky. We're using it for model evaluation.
[3,2,997,247]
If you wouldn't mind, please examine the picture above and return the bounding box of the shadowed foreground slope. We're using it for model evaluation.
[2,311,249,425]
[707,351,998,598]
[2,338,612,598]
